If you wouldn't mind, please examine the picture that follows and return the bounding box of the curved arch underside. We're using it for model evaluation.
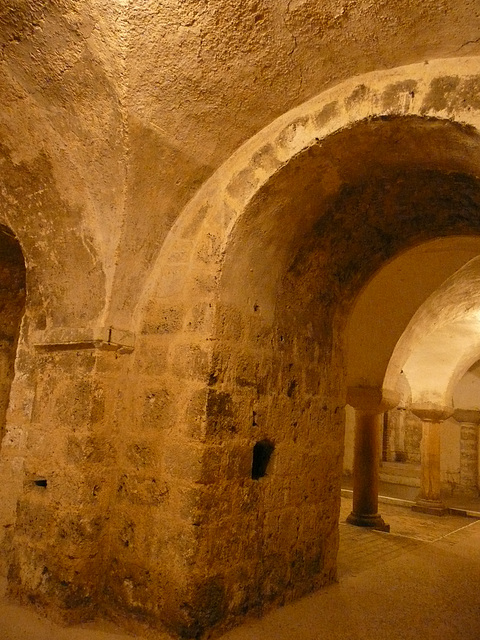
[137,56,480,329]
[347,237,480,392]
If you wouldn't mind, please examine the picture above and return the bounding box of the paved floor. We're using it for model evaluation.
[1,497,479,640]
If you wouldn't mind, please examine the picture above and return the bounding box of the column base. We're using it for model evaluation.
[346,511,390,532]
[412,498,447,516]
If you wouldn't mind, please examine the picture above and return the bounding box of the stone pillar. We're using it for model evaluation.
[393,407,407,462]
[453,409,480,496]
[384,407,407,462]
[411,404,452,515]
[346,387,399,532]
[7,327,134,622]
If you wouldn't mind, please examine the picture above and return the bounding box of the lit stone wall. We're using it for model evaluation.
[104,284,344,637]
[186,301,343,631]
[1,3,480,635]
[105,113,480,636]
[103,324,212,636]
[8,346,127,622]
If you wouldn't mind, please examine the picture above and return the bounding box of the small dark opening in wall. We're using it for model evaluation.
[251,440,274,480]
[34,479,47,488]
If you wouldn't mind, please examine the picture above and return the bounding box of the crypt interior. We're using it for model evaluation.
[1,1,480,638]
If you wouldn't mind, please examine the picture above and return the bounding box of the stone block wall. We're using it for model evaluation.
[7,344,127,623]
[103,315,214,636]
[190,304,343,633]
[2,50,480,640]
[99,281,344,638]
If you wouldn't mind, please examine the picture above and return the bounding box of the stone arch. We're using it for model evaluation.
[122,58,480,635]
[343,237,480,475]
[376,257,480,512]
[136,56,480,329]
[347,237,480,393]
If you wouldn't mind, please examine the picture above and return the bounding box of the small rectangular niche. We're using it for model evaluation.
[251,440,274,480]
[34,479,47,488]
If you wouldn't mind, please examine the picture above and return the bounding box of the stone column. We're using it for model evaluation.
[346,387,399,532]
[453,409,480,496]
[393,407,407,462]
[384,407,407,462]
[411,404,452,515]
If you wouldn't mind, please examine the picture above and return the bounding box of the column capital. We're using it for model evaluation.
[453,408,480,425]
[410,402,453,423]
[347,386,399,413]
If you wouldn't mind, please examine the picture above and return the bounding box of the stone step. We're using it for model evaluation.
[380,462,421,487]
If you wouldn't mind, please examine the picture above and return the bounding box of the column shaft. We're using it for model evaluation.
[453,409,480,496]
[419,420,441,500]
[459,422,479,494]
[413,419,447,515]
[394,408,407,462]
[347,410,389,531]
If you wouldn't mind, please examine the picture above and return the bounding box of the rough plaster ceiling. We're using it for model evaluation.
[2,2,480,327]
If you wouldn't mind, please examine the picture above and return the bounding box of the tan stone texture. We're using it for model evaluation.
[0,1,480,638]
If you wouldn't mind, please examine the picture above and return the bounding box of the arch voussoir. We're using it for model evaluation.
[138,57,480,326]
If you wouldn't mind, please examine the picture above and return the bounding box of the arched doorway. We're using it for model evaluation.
[344,240,480,523]
[384,256,480,513]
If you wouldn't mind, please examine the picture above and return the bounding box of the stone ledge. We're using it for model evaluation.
[379,473,420,488]
[32,327,135,353]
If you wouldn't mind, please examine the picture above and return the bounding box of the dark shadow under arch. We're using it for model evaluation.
[0,225,26,443]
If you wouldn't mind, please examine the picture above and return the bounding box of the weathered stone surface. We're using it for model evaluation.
[0,3,480,639]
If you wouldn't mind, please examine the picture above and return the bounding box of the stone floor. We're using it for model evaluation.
[342,474,480,516]
[1,497,480,640]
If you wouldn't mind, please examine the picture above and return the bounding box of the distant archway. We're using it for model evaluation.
[343,238,480,475]
[387,256,480,406]
[347,237,480,393]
